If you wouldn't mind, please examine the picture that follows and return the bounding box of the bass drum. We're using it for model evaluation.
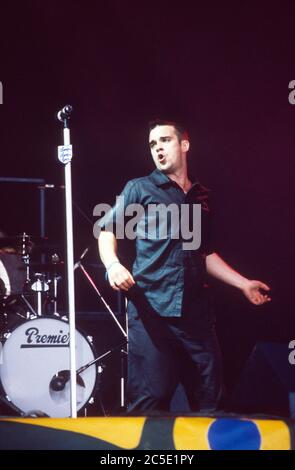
[0,317,97,417]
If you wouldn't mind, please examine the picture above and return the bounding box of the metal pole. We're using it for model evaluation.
[57,105,77,418]
[39,186,45,238]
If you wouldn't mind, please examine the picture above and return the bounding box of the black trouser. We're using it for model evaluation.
[127,295,223,414]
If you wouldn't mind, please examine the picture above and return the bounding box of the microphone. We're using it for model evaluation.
[49,370,85,392]
[50,374,66,391]
[57,105,73,122]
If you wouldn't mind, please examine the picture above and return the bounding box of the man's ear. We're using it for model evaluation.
[181,139,190,153]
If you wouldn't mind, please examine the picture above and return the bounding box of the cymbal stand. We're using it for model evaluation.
[19,232,39,318]
[30,273,49,316]
[21,232,31,284]
[20,293,38,317]
[51,253,61,316]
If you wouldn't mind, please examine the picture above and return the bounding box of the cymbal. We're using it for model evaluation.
[0,236,62,256]
[0,235,48,248]
[0,247,18,254]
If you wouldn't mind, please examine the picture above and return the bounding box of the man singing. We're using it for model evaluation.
[97,120,270,413]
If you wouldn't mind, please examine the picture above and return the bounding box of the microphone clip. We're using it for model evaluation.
[57,105,73,123]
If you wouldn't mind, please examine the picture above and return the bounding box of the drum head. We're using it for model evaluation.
[0,317,96,417]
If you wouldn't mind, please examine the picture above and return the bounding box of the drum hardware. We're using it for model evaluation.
[0,233,54,319]
[18,273,52,319]
[18,251,64,317]
[30,254,64,316]
[20,232,31,283]
[95,365,106,416]
[49,343,124,416]
[74,246,128,411]
[0,317,97,417]
[1,236,127,416]
[49,342,124,391]
[30,273,50,292]
[0,233,50,250]
[30,273,50,316]
[0,233,58,265]
[52,253,61,316]
[20,293,38,318]
[0,247,31,329]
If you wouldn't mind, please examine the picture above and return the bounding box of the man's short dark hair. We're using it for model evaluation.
[149,119,189,142]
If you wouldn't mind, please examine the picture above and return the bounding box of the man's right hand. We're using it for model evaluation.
[107,262,135,291]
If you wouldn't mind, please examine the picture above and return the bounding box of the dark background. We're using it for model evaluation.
[1,1,295,413]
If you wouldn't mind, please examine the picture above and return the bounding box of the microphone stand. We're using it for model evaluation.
[77,261,127,339]
[57,105,77,418]
[74,246,128,409]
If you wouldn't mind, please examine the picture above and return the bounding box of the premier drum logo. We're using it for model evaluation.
[20,327,70,348]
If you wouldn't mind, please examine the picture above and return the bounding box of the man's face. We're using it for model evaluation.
[149,125,189,174]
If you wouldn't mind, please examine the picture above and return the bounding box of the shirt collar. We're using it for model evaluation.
[149,169,172,186]
[149,169,200,189]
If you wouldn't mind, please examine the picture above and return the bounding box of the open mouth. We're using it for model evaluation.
[158,154,166,163]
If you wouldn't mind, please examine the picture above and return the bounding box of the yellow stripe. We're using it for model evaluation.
[1,416,291,450]
[0,417,146,449]
[251,419,291,450]
[173,417,215,450]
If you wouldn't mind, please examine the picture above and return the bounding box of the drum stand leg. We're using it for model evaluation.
[37,291,42,316]
[120,347,128,410]
[53,274,58,315]
[20,293,38,318]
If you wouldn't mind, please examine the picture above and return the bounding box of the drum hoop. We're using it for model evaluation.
[0,315,99,416]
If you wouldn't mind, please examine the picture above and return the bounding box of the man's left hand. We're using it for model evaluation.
[242,280,271,305]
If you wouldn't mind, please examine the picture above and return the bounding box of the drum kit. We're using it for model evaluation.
[0,233,124,418]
